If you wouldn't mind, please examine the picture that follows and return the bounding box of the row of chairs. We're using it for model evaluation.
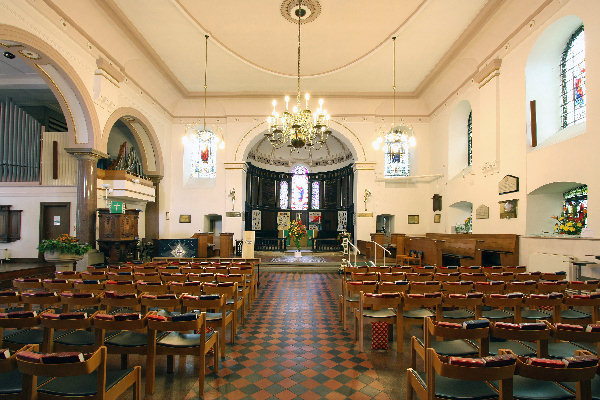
[1,345,141,400]
[0,293,235,396]
[345,270,580,284]
[347,289,600,353]
[407,346,597,400]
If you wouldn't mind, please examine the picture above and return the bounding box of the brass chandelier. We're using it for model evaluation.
[372,37,416,152]
[266,0,331,149]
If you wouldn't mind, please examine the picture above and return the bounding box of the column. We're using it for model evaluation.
[66,148,107,246]
[475,58,502,174]
[354,162,376,242]
[145,175,162,240]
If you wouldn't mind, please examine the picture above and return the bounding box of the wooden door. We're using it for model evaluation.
[40,203,70,241]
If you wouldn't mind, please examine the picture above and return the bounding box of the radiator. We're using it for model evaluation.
[528,252,574,279]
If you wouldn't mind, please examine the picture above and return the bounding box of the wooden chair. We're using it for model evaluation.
[379,272,406,282]
[339,281,378,329]
[559,293,600,325]
[440,293,483,322]
[104,281,138,294]
[135,282,168,295]
[409,281,442,294]
[216,274,248,323]
[17,345,141,400]
[42,279,73,293]
[93,310,149,369]
[434,272,461,283]
[474,280,505,295]
[458,265,482,274]
[406,272,434,282]
[0,290,21,313]
[12,279,42,291]
[378,281,410,294]
[41,309,99,353]
[230,264,256,304]
[106,272,134,282]
[522,293,563,322]
[569,280,600,294]
[505,280,537,295]
[350,272,379,282]
[482,293,524,323]
[0,310,45,352]
[139,293,181,315]
[536,280,568,294]
[80,271,107,281]
[169,281,204,296]
[146,311,219,397]
[486,272,514,282]
[441,281,474,294]
[181,294,231,359]
[540,272,568,282]
[490,321,550,357]
[401,292,443,342]
[203,282,241,341]
[407,347,515,400]
[353,292,402,353]
[0,344,39,400]
[54,271,80,280]
[100,292,141,313]
[411,317,489,371]
[544,321,600,359]
[503,265,527,274]
[189,273,216,283]
[159,272,188,284]
[515,272,542,282]
[367,266,391,274]
[133,272,161,283]
[389,265,413,274]
[73,280,105,294]
[501,349,596,400]
[459,272,487,282]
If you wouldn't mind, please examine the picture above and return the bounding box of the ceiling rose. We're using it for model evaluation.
[280,0,321,24]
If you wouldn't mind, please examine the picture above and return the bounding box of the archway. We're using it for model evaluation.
[102,108,164,177]
[0,25,100,147]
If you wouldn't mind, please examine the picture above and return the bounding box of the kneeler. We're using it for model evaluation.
[371,321,389,350]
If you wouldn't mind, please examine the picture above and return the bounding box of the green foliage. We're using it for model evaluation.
[38,234,91,255]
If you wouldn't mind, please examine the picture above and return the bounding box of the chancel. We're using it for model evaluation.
[0,1,599,399]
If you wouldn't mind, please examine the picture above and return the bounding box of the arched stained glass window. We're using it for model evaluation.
[279,181,289,209]
[561,25,585,128]
[467,111,472,166]
[291,165,309,210]
[383,132,410,177]
[189,130,217,178]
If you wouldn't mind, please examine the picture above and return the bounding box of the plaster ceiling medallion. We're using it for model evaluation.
[18,49,41,60]
[280,0,321,24]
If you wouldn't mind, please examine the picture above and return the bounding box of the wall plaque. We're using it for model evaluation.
[356,212,373,218]
[499,199,518,219]
[432,194,442,211]
[475,205,489,219]
[498,175,519,195]
[226,212,241,217]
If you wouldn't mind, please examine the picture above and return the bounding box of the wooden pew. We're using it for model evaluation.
[426,234,519,266]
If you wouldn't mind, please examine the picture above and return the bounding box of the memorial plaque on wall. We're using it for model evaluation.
[251,210,261,230]
[498,175,519,195]
[475,205,489,219]
[499,199,518,219]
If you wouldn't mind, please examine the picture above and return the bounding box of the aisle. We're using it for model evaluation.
[194,272,395,400]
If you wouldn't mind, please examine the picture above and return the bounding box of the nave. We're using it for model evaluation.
[125,272,401,399]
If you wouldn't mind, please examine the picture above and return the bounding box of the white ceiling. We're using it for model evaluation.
[109,0,488,94]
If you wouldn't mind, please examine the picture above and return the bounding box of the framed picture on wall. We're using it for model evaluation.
[179,214,191,223]
[408,215,419,224]
[434,214,441,223]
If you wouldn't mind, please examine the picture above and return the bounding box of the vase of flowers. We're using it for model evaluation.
[552,204,587,235]
[288,220,307,257]
[38,234,91,271]
[455,216,472,234]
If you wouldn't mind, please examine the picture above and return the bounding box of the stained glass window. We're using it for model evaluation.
[383,132,410,177]
[311,181,320,209]
[563,185,587,226]
[279,181,289,209]
[561,25,585,128]
[467,111,472,166]
[291,165,309,210]
[190,130,217,178]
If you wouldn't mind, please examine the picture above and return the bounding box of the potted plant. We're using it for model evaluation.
[455,216,472,234]
[38,234,91,271]
[288,220,307,257]
[552,203,587,235]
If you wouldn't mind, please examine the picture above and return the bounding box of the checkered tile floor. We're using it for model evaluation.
[184,272,398,399]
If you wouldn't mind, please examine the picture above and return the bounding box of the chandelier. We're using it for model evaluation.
[372,37,416,152]
[187,34,225,149]
[266,0,331,149]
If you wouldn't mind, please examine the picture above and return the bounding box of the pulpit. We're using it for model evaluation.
[97,208,140,263]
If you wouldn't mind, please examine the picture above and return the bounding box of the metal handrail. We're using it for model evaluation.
[371,241,391,267]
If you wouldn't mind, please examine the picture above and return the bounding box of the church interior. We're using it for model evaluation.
[1,0,600,399]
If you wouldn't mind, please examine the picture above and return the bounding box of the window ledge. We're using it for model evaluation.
[376,174,443,182]
[522,234,600,241]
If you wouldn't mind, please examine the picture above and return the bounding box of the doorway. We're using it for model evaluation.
[39,202,71,257]
[204,214,222,234]
[376,214,394,237]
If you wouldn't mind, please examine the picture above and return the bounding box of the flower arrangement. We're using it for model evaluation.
[455,216,472,234]
[287,220,307,251]
[553,203,587,235]
[38,234,91,255]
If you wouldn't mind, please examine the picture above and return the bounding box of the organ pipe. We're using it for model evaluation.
[0,97,41,182]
